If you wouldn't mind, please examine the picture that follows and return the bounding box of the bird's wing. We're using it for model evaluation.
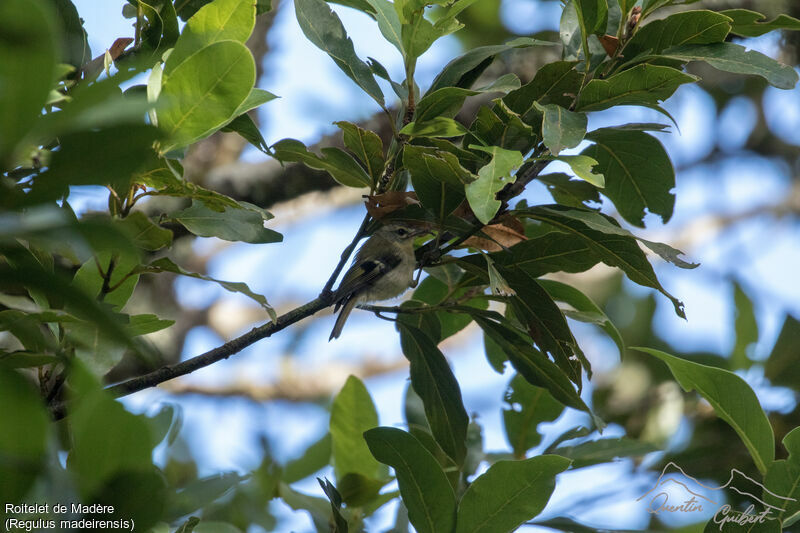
[332,253,401,311]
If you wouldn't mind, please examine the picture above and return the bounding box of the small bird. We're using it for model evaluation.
[329,222,426,340]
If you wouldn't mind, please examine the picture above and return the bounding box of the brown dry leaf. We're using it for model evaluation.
[599,35,619,57]
[364,191,419,219]
[108,38,134,60]
[81,38,134,80]
[461,216,527,252]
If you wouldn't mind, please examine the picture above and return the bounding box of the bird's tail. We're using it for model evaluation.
[329,297,358,340]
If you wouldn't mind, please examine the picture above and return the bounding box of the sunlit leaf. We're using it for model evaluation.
[635,347,774,474]
[158,41,255,152]
[535,103,587,156]
[164,0,256,74]
[465,146,524,224]
[330,376,387,484]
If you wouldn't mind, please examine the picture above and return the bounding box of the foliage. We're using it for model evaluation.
[1,0,799,531]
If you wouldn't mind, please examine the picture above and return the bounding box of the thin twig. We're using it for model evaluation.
[320,214,371,301]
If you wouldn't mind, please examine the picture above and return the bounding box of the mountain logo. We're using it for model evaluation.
[637,462,796,530]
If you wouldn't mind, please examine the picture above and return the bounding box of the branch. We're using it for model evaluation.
[320,214,371,300]
[50,297,328,419]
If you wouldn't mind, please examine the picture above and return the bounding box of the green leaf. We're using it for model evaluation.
[295,0,384,105]
[411,273,486,341]
[330,376,387,483]
[622,10,732,60]
[465,146,524,224]
[51,0,92,68]
[662,43,800,90]
[233,87,279,116]
[283,433,332,484]
[365,0,403,54]
[538,279,624,359]
[416,75,521,123]
[764,427,800,527]
[135,158,249,210]
[0,262,141,360]
[404,145,471,219]
[26,125,161,205]
[516,206,688,318]
[166,472,248,521]
[125,0,180,64]
[554,437,658,468]
[272,138,372,187]
[221,113,270,154]
[472,313,591,415]
[522,205,698,269]
[576,64,697,112]
[126,314,175,336]
[0,0,58,169]
[117,211,173,251]
[721,9,800,38]
[582,127,674,226]
[428,38,556,93]
[535,103,587,156]
[504,61,583,113]
[634,347,775,474]
[399,324,469,467]
[499,266,583,383]
[400,7,463,62]
[731,281,758,371]
[175,517,200,533]
[537,173,601,208]
[256,0,272,14]
[455,455,570,533]
[0,352,61,369]
[71,251,140,312]
[158,40,255,152]
[572,0,609,37]
[317,478,348,532]
[173,0,208,20]
[171,200,282,244]
[364,427,456,533]
[475,231,601,277]
[0,311,58,352]
[141,257,276,319]
[400,117,468,138]
[553,155,604,188]
[764,315,800,388]
[465,103,537,153]
[68,362,156,496]
[335,121,385,181]
[503,374,564,458]
[164,0,256,74]
[0,367,49,503]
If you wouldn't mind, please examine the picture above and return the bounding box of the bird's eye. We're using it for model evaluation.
[396,228,408,237]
